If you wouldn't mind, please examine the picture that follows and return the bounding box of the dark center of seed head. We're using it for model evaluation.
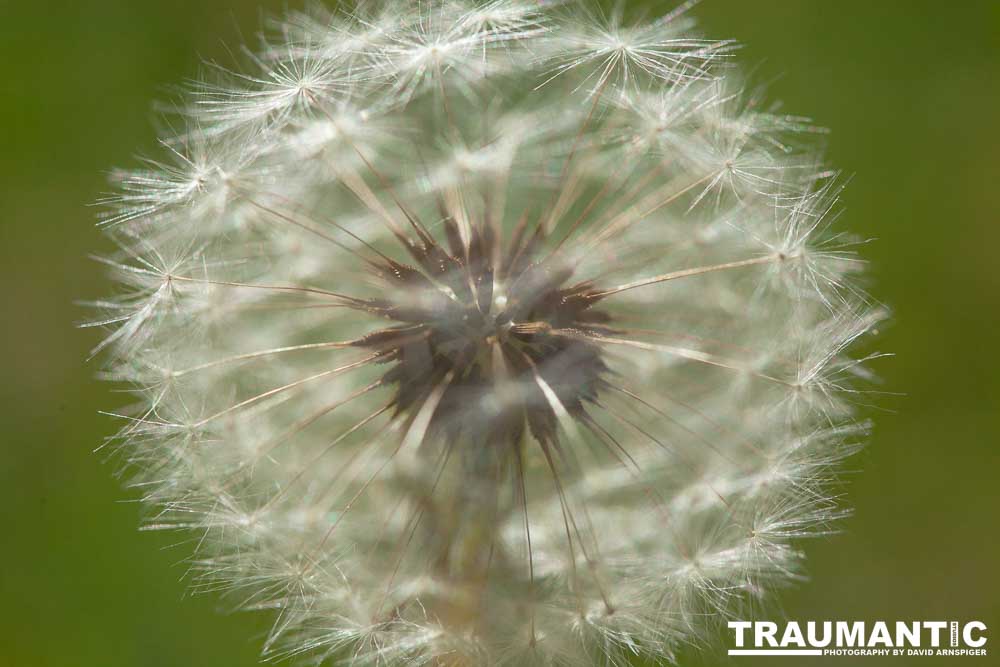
[354,233,612,450]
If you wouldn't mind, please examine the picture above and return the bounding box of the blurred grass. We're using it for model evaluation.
[0,2,997,666]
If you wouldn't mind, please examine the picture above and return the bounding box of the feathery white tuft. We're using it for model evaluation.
[92,1,885,665]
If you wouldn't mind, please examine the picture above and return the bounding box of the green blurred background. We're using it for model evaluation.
[1,1,997,665]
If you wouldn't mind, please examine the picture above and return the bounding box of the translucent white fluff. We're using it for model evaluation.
[92,1,885,665]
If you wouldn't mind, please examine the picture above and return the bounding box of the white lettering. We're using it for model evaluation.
[781,622,806,648]
[924,621,947,647]
[728,621,751,647]
[896,621,920,647]
[808,621,832,647]
[756,621,779,648]
[836,622,865,647]
[964,621,988,648]
[869,621,892,647]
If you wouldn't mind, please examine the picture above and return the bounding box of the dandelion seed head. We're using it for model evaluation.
[91,1,884,665]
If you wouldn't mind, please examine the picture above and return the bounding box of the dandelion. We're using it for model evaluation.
[91,1,885,665]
